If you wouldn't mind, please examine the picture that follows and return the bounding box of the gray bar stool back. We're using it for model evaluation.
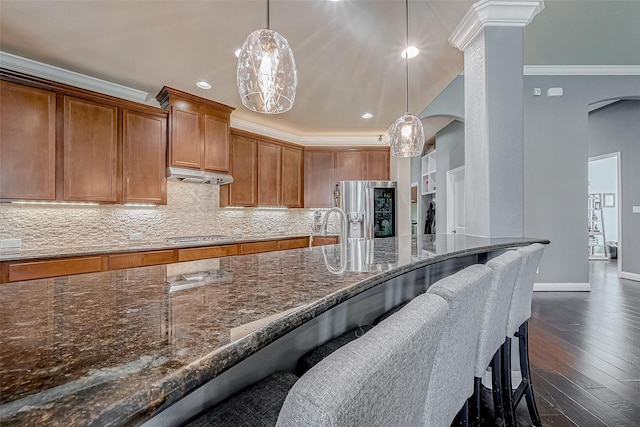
[472,250,523,425]
[424,264,493,427]
[502,243,545,426]
[276,292,449,427]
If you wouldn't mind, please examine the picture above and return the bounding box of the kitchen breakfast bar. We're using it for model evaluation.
[0,235,547,426]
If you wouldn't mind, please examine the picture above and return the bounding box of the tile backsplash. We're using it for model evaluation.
[0,182,334,252]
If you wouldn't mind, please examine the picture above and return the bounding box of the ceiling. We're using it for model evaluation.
[1,0,639,144]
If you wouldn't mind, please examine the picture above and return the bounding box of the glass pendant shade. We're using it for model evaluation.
[389,112,425,157]
[389,0,424,158]
[237,28,297,114]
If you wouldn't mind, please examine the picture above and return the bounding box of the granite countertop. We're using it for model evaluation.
[0,235,548,426]
[0,233,328,262]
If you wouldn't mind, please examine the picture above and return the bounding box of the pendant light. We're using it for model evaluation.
[237,0,297,114]
[389,0,425,157]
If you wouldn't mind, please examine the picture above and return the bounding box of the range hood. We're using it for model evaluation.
[166,167,233,185]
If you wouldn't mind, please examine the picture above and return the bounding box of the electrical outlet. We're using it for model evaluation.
[0,238,21,249]
[278,227,286,233]
[233,229,243,235]
[129,233,143,241]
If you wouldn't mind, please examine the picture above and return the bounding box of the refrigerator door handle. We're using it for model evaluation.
[364,187,374,240]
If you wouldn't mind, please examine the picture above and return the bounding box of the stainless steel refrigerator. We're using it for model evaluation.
[337,181,397,239]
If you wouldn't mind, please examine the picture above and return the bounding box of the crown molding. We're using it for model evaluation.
[230,117,301,144]
[524,65,640,76]
[299,135,386,146]
[230,117,386,147]
[449,0,544,51]
[0,51,149,103]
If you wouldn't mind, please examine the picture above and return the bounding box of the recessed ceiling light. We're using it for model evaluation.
[234,48,241,58]
[401,46,419,59]
[361,113,373,119]
[196,81,212,89]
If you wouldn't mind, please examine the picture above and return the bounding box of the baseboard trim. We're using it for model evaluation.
[533,282,591,292]
[620,271,640,282]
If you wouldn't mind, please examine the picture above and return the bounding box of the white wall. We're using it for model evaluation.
[418,74,640,285]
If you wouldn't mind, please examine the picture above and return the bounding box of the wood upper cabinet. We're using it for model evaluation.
[223,129,304,208]
[0,81,56,200]
[281,146,303,207]
[363,150,390,181]
[123,109,167,204]
[63,96,118,202]
[204,114,230,172]
[222,133,258,207]
[304,150,336,208]
[170,107,200,169]
[336,151,364,181]
[258,141,282,206]
[156,86,234,173]
[304,148,390,208]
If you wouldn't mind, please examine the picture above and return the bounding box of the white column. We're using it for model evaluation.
[449,0,544,237]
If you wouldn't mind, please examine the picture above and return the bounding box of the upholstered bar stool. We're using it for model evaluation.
[276,292,448,426]
[295,325,373,375]
[186,292,449,427]
[184,371,299,427]
[502,243,545,427]
[424,264,493,427]
[472,250,523,426]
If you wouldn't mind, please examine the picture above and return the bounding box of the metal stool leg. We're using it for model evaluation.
[518,321,542,426]
[454,400,470,427]
[472,377,482,427]
[500,338,516,427]
[491,349,506,427]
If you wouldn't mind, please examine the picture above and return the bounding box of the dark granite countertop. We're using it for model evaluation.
[0,233,325,262]
[0,235,548,426]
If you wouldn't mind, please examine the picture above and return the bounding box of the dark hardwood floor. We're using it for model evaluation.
[511,260,640,426]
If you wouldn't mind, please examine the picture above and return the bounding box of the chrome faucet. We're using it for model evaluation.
[318,207,348,274]
[319,207,348,243]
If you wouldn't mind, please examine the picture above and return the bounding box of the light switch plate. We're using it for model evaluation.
[633,206,640,214]
[0,238,21,249]
[547,87,563,97]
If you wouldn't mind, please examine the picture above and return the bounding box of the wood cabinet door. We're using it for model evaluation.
[228,135,257,206]
[203,114,230,172]
[336,151,365,181]
[282,146,303,208]
[239,240,279,255]
[63,96,118,202]
[364,150,390,181]
[123,109,167,204]
[257,141,282,206]
[0,81,57,200]
[304,150,336,208]
[169,106,201,169]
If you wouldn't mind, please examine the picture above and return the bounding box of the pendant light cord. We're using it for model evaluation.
[405,0,409,114]
[266,0,270,29]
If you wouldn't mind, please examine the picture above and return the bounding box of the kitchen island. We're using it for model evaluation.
[0,235,548,426]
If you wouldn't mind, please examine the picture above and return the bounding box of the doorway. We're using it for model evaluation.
[588,152,621,278]
[446,166,465,234]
